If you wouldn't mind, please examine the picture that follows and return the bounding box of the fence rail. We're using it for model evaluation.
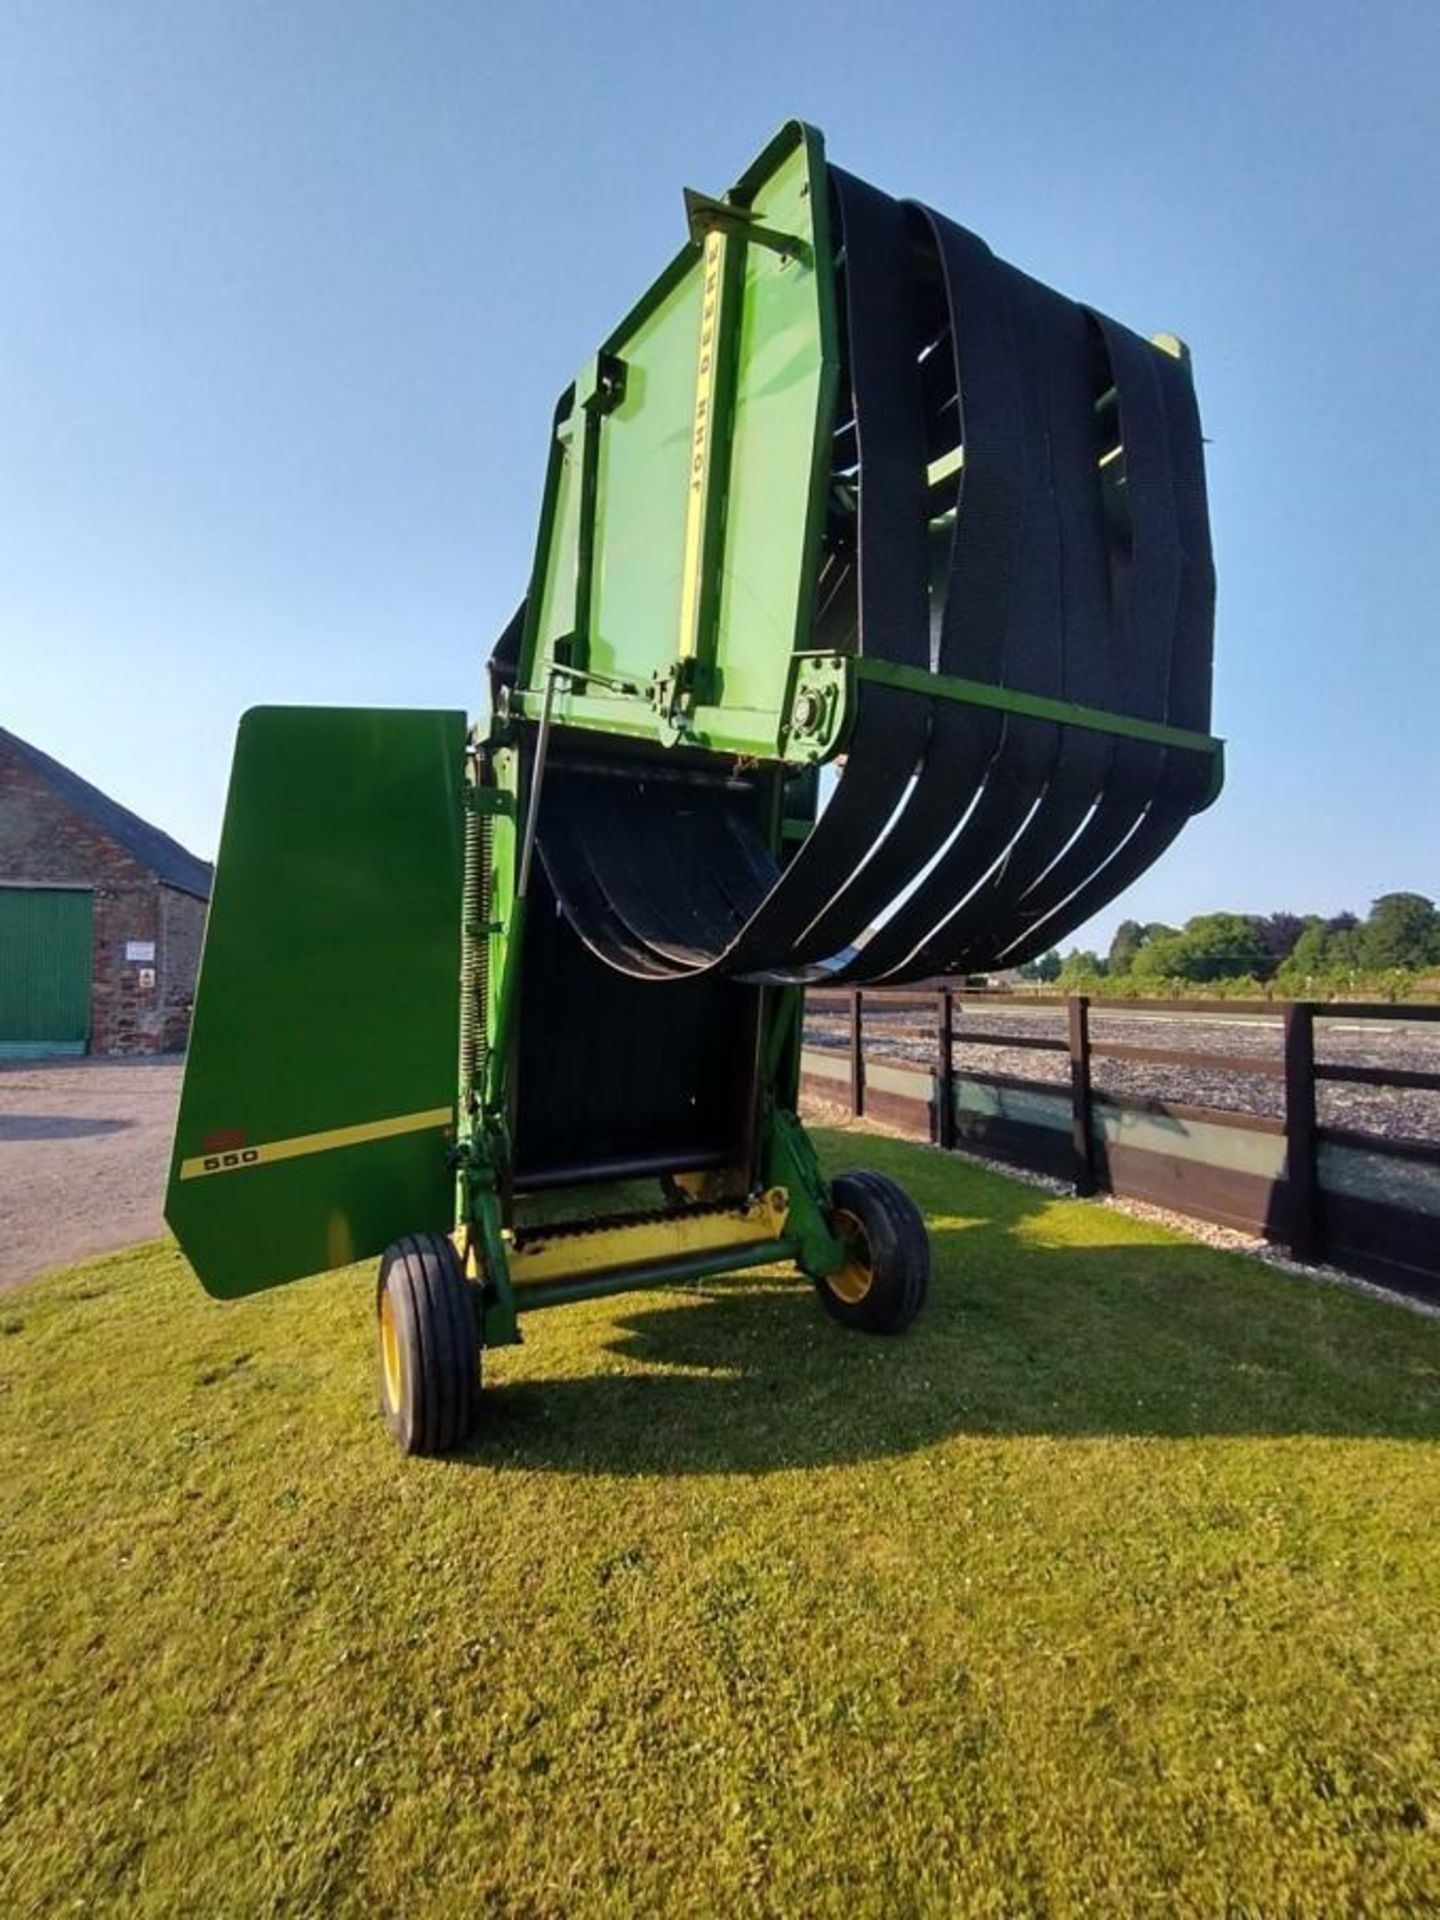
[800,990,1440,1306]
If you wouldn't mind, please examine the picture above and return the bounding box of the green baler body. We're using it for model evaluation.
[166,119,1220,1309]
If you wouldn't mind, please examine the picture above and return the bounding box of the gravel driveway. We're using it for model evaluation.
[0,1057,183,1293]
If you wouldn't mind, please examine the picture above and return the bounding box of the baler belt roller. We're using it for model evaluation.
[526,135,1217,986]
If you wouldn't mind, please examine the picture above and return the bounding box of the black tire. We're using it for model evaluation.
[376,1234,480,1455]
[816,1171,929,1335]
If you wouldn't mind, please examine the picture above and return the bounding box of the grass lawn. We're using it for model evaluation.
[2,1129,1438,1914]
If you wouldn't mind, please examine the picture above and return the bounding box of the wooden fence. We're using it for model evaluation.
[800,991,1440,1306]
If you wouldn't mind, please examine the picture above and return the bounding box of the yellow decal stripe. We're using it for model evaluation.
[677,227,725,662]
[179,1106,453,1181]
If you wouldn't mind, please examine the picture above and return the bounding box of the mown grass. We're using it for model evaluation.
[2,1130,1439,1914]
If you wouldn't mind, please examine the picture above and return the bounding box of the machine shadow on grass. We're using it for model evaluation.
[465,1170,1440,1476]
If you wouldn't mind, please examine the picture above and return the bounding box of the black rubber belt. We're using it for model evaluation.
[842,214,1106,982]
[796,209,1049,977]
[996,320,1214,967]
[917,301,1181,975]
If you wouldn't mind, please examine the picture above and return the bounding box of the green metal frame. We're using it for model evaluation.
[848,656,1227,807]
[509,119,840,763]
[430,121,858,1344]
[165,117,1214,1350]
[453,690,843,1351]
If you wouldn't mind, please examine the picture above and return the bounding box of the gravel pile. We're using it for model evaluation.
[805,1004,1440,1145]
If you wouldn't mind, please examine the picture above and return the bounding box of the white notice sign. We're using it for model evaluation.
[125,941,156,962]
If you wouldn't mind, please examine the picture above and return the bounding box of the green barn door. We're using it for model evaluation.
[0,886,94,1058]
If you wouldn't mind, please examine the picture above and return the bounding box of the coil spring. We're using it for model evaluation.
[458,802,490,1112]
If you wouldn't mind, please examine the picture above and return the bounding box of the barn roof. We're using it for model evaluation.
[0,727,213,900]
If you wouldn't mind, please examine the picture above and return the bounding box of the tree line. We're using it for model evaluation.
[1017,893,1440,999]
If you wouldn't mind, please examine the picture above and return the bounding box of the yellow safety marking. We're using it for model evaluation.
[179,1106,452,1181]
[507,1187,790,1288]
[677,227,726,663]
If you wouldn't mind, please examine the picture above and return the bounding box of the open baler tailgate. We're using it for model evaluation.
[165,707,467,1298]
[507,120,1219,986]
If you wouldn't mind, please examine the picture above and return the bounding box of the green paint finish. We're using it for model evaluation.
[519,122,835,760]
[533,390,582,663]
[166,707,467,1299]
[855,654,1226,803]
[481,744,520,1117]
[0,886,92,1054]
[711,128,836,732]
[512,1239,802,1313]
[763,1105,845,1278]
[586,263,702,685]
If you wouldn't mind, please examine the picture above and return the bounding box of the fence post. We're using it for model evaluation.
[937,988,955,1149]
[1283,1001,1318,1262]
[850,989,864,1119]
[1067,994,1096,1196]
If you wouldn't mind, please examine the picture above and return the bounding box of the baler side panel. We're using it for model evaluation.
[166,706,467,1299]
[521,122,834,759]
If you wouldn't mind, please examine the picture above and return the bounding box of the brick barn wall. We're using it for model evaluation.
[0,739,208,1054]
[158,885,208,1050]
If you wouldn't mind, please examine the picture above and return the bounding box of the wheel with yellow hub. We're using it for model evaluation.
[817,1171,929,1334]
[375,1234,480,1455]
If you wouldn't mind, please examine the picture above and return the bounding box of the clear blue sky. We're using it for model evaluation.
[3,1,1437,953]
